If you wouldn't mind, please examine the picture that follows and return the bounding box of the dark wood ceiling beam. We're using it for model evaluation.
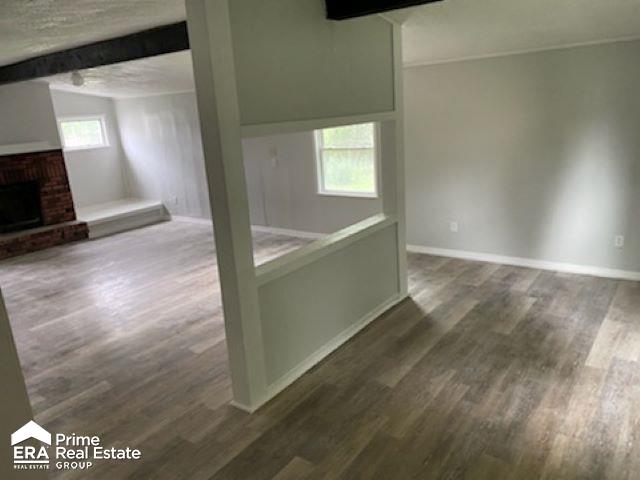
[326,0,443,20]
[0,22,189,85]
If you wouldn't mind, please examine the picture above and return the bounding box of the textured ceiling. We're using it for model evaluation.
[0,0,185,66]
[45,51,194,98]
[5,0,640,98]
[400,0,640,66]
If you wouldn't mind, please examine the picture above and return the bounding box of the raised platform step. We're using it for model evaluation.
[76,199,168,239]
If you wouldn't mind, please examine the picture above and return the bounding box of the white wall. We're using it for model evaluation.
[0,81,60,147]
[244,39,640,273]
[187,0,402,411]
[243,131,382,233]
[114,92,211,219]
[259,220,400,384]
[404,39,640,272]
[50,90,128,208]
[229,0,395,126]
[114,90,379,230]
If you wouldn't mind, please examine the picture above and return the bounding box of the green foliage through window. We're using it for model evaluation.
[60,118,106,149]
[317,123,376,196]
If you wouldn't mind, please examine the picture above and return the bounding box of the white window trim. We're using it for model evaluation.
[314,123,380,199]
[58,115,110,152]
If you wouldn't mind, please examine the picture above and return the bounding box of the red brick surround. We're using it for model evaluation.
[0,223,89,260]
[0,149,88,260]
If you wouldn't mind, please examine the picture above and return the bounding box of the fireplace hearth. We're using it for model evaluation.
[0,181,43,234]
[0,148,88,259]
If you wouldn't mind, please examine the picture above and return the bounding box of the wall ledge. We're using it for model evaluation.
[255,214,397,286]
[0,142,59,156]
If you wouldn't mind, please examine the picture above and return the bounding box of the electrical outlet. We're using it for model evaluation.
[450,221,459,233]
[615,235,625,249]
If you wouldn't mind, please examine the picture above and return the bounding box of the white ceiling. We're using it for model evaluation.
[46,51,195,99]
[4,0,640,98]
[0,0,185,66]
[400,0,640,66]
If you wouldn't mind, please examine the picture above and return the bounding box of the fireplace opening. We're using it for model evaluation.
[0,181,43,234]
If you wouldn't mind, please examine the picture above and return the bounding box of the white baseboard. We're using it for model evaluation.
[170,215,213,226]
[171,215,640,281]
[171,216,325,241]
[250,225,324,240]
[407,244,640,282]
[229,400,254,414]
[237,292,407,414]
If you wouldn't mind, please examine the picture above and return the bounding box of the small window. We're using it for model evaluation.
[315,123,378,197]
[59,117,108,150]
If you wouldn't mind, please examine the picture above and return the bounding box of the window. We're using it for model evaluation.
[315,123,378,197]
[59,116,108,150]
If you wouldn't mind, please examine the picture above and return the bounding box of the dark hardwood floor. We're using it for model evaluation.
[1,220,639,479]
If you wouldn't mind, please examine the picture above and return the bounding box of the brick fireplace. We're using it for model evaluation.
[0,149,88,260]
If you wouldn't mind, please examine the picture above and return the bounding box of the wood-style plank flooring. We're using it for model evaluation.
[1,220,639,479]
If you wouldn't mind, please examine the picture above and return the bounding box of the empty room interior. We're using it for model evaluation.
[1,1,640,479]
